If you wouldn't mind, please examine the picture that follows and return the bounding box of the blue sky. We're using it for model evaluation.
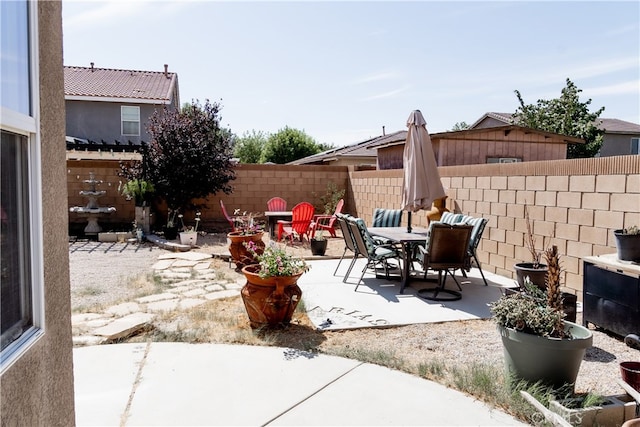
[62,1,639,147]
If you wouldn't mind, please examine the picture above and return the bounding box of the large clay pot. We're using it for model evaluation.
[240,264,303,329]
[227,231,265,270]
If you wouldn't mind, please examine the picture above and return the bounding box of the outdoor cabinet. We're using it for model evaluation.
[582,254,640,338]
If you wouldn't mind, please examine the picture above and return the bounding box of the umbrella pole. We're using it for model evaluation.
[407,212,412,233]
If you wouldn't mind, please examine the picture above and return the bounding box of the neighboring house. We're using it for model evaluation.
[471,112,640,157]
[288,131,407,167]
[367,125,582,170]
[1,2,75,424]
[64,63,180,152]
[292,123,582,170]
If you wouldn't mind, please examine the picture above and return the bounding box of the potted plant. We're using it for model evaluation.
[310,230,328,256]
[613,226,640,262]
[491,245,593,389]
[227,211,266,270]
[178,212,200,247]
[240,241,309,328]
[163,208,180,240]
[119,179,155,233]
[513,204,548,290]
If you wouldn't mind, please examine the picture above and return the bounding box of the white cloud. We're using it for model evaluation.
[584,80,640,97]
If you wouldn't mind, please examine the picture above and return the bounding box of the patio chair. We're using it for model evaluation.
[415,223,472,301]
[277,202,315,243]
[334,213,362,282]
[219,200,236,232]
[267,197,287,211]
[311,198,344,238]
[372,208,403,227]
[347,216,403,292]
[462,215,489,286]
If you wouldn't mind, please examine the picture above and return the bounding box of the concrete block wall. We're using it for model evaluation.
[349,155,640,300]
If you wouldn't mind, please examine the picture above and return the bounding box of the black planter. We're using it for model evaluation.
[163,226,179,240]
[613,230,640,262]
[310,239,328,256]
[514,262,548,291]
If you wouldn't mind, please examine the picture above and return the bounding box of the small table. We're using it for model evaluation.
[369,226,430,294]
[264,211,292,239]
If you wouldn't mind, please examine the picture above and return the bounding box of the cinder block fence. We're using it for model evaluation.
[68,155,640,300]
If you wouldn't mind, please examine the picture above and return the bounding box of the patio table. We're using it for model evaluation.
[369,226,430,294]
[264,211,292,239]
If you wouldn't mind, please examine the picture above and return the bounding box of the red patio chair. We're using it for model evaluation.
[277,202,315,243]
[267,197,287,211]
[311,198,344,238]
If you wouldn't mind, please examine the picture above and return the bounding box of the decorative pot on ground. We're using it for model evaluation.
[498,321,593,388]
[163,226,179,240]
[240,264,303,328]
[227,231,265,270]
[614,229,640,262]
[620,361,640,392]
[310,238,327,256]
[179,231,198,246]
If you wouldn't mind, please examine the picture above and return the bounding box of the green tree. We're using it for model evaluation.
[123,99,235,213]
[450,121,470,131]
[261,127,321,164]
[234,130,267,163]
[513,78,605,158]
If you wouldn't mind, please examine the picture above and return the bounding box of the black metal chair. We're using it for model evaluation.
[415,223,472,301]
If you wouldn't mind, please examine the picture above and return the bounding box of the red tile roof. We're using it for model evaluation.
[64,65,177,103]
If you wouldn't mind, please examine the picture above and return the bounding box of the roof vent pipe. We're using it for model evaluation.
[382,125,386,136]
[164,64,168,78]
[90,62,94,72]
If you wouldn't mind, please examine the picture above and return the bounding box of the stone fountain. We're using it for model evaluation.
[69,172,116,237]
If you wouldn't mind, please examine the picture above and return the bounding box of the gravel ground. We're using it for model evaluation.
[69,232,640,398]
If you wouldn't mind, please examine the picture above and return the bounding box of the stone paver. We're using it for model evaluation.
[72,254,245,344]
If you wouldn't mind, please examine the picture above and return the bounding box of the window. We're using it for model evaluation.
[121,106,140,136]
[632,138,639,155]
[486,157,522,164]
[1,0,44,372]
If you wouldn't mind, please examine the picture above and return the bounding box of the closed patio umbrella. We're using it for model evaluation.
[401,110,446,232]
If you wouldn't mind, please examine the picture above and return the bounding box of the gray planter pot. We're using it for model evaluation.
[513,262,548,290]
[613,230,640,262]
[499,321,593,389]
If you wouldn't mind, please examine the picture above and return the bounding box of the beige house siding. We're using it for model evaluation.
[1,2,76,425]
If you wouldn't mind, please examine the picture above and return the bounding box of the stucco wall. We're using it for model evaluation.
[1,2,76,425]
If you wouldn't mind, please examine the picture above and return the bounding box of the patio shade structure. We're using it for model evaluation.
[401,110,446,232]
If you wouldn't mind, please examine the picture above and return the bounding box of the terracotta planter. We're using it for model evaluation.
[240,264,303,329]
[227,231,265,270]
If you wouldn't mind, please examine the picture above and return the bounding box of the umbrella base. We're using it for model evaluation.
[417,287,461,301]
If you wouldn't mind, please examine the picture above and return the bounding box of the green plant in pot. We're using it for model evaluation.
[613,225,640,263]
[310,230,328,256]
[491,245,593,390]
[119,179,155,207]
[513,204,548,291]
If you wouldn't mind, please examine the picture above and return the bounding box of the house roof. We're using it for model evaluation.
[365,125,584,150]
[64,64,178,104]
[288,133,399,165]
[472,112,640,134]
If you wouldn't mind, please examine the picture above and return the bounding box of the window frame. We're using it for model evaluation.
[0,0,45,374]
[121,105,140,136]
[631,137,639,155]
